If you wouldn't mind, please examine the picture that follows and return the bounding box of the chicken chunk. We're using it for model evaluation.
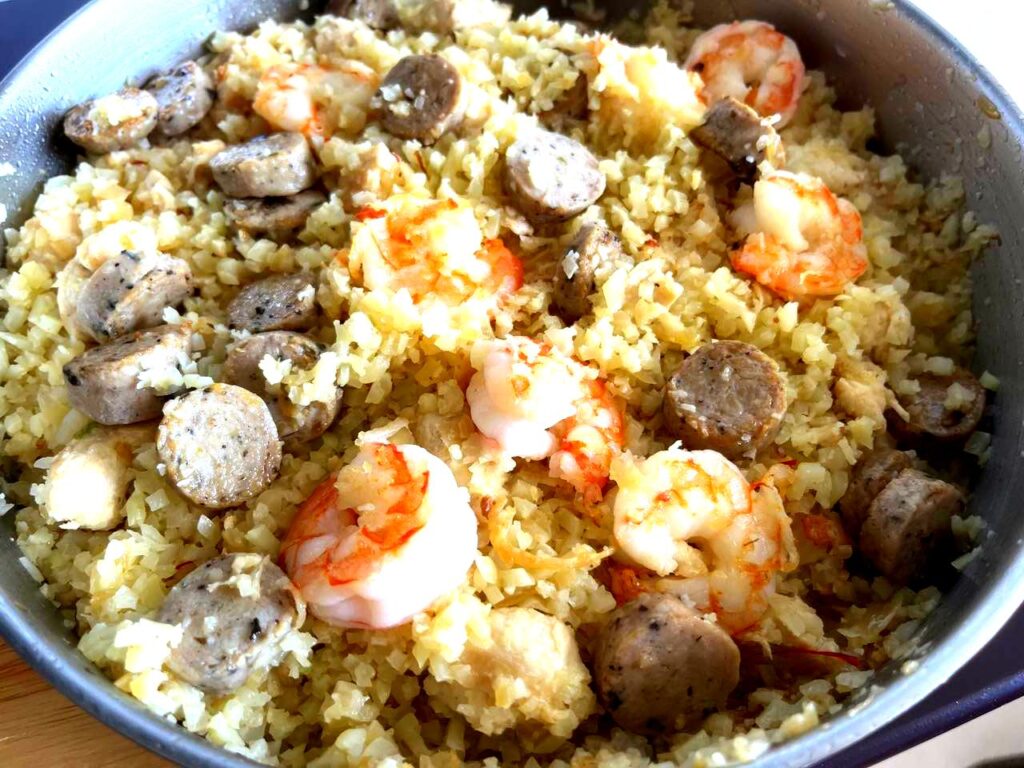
[426,607,595,738]
[41,425,153,530]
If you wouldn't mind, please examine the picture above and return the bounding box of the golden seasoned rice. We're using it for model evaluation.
[0,1,996,765]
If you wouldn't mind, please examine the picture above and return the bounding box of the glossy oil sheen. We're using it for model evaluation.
[1,1,1023,766]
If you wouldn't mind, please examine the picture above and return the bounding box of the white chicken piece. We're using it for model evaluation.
[424,606,596,739]
[41,426,152,530]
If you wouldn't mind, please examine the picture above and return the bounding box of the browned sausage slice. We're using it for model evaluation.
[63,324,192,425]
[889,369,986,443]
[224,190,326,234]
[375,55,464,144]
[210,133,316,198]
[664,340,787,460]
[158,384,282,509]
[690,97,784,180]
[63,88,159,154]
[223,332,342,449]
[144,61,214,137]
[593,592,740,733]
[157,553,304,693]
[552,222,622,322]
[326,0,399,29]
[226,273,318,333]
[505,129,605,223]
[858,468,964,584]
[76,250,194,341]
[840,449,912,536]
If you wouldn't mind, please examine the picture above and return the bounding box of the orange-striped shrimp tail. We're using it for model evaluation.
[481,238,524,294]
[550,379,626,503]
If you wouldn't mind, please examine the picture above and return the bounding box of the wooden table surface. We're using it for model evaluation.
[0,639,169,767]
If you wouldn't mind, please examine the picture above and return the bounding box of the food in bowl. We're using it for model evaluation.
[0,0,998,764]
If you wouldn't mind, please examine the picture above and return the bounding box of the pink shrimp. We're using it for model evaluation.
[466,336,626,501]
[549,379,626,504]
[731,170,868,300]
[279,442,478,629]
[343,194,523,305]
[253,61,378,140]
[611,447,798,634]
[685,20,806,128]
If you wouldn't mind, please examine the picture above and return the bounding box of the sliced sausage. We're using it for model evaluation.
[552,222,622,322]
[157,383,282,509]
[224,190,326,233]
[63,324,192,425]
[210,133,316,198]
[840,448,912,536]
[889,369,986,443]
[63,87,159,154]
[690,97,784,180]
[227,273,318,333]
[76,250,194,341]
[664,340,787,460]
[157,553,305,693]
[223,332,341,449]
[144,60,214,137]
[593,593,740,733]
[505,129,605,223]
[858,468,964,584]
[375,55,464,144]
[327,0,399,30]
[42,425,153,531]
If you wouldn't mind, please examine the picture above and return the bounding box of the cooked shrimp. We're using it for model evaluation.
[549,379,625,503]
[279,442,478,629]
[467,336,625,500]
[611,447,797,634]
[344,194,523,304]
[254,62,377,140]
[730,170,868,300]
[684,20,805,128]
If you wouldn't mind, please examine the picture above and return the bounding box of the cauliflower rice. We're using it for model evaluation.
[0,1,998,766]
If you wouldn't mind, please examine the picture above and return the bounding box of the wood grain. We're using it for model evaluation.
[0,638,170,767]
